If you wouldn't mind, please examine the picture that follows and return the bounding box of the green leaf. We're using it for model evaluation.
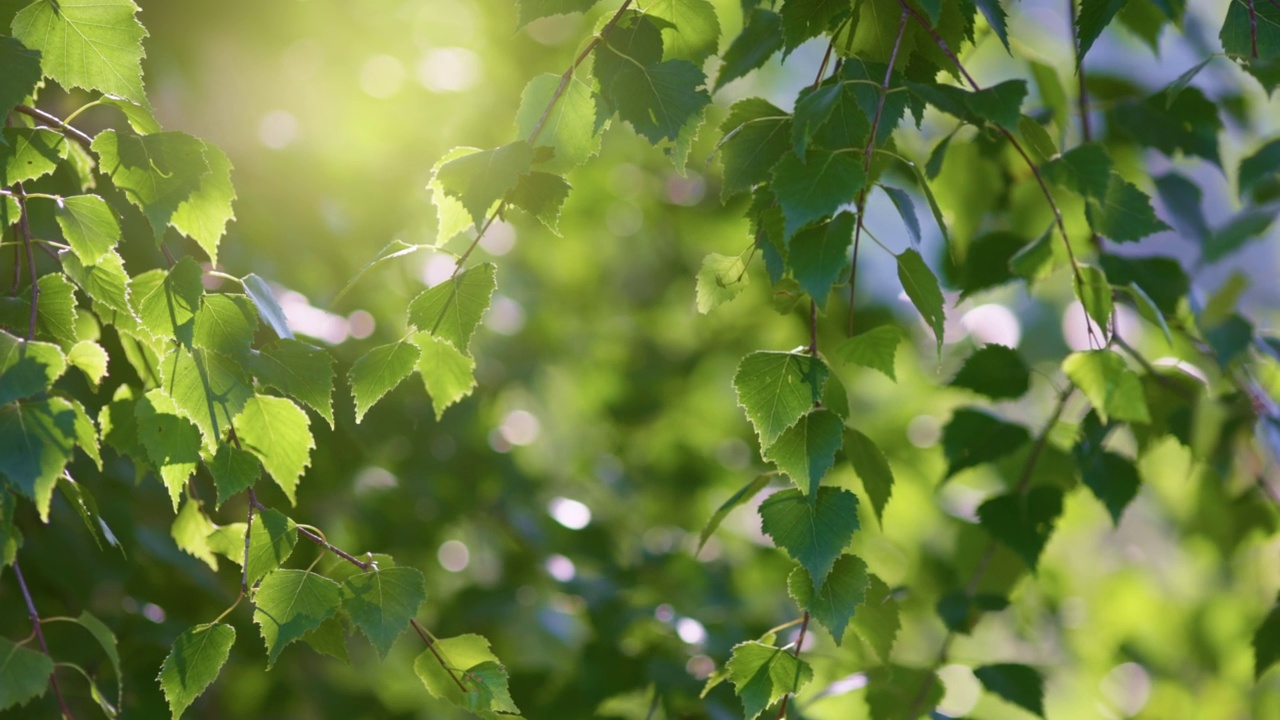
[253,569,342,667]
[1098,253,1187,315]
[1206,207,1276,263]
[1221,0,1280,66]
[977,486,1064,570]
[866,665,943,720]
[412,332,477,421]
[772,148,866,239]
[698,473,771,553]
[246,508,298,586]
[936,591,1009,634]
[0,635,53,711]
[407,263,497,354]
[172,498,218,571]
[244,340,335,427]
[515,73,601,174]
[759,486,860,589]
[942,408,1031,479]
[695,252,749,313]
[349,340,422,423]
[974,0,1011,51]
[958,231,1027,298]
[75,611,122,710]
[0,274,78,349]
[0,128,69,185]
[1111,87,1221,166]
[725,641,813,720]
[1075,432,1140,525]
[507,171,570,233]
[1018,114,1058,163]
[1256,601,1280,679]
[780,0,851,55]
[0,397,86,520]
[765,409,844,496]
[1044,142,1112,200]
[788,554,869,644]
[1085,173,1170,242]
[193,294,257,358]
[207,443,260,509]
[949,344,1030,399]
[135,390,201,511]
[1117,283,1173,345]
[1201,271,1249,329]
[63,249,133,319]
[58,474,117,552]
[301,616,349,664]
[0,330,66,404]
[66,340,107,389]
[132,257,204,347]
[1205,314,1253,368]
[716,8,782,89]
[157,623,235,719]
[11,0,147,103]
[241,274,293,340]
[1239,138,1280,204]
[845,427,895,525]
[233,395,313,504]
[52,195,120,266]
[897,249,946,357]
[157,346,253,451]
[789,212,853,307]
[428,148,482,243]
[434,142,534,228]
[792,78,870,158]
[340,566,427,658]
[91,131,212,239]
[733,351,829,448]
[909,80,1028,131]
[414,634,520,717]
[882,185,922,246]
[835,325,900,381]
[516,0,600,26]
[170,140,236,265]
[973,664,1046,718]
[1154,172,1210,243]
[851,573,900,663]
[101,95,162,135]
[1076,0,1127,62]
[1075,264,1113,336]
[1063,350,1150,424]
[608,59,710,144]
[718,97,791,200]
[646,0,720,63]
[0,36,41,121]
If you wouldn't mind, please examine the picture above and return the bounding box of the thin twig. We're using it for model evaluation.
[774,611,810,719]
[849,9,909,335]
[1248,0,1259,59]
[242,490,256,593]
[13,184,38,341]
[13,105,95,147]
[1069,0,1093,143]
[13,560,75,719]
[246,494,373,571]
[410,619,469,693]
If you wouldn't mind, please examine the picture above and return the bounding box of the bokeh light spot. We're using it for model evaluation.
[548,497,592,529]
[437,540,470,572]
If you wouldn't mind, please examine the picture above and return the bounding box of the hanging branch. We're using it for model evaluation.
[849,9,910,336]
[12,559,76,719]
[12,105,95,147]
[1068,0,1094,144]
[13,183,38,341]
[774,611,811,719]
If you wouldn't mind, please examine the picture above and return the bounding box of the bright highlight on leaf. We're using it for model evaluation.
[414,633,521,717]
[1063,350,1150,424]
[158,623,235,720]
[725,641,813,720]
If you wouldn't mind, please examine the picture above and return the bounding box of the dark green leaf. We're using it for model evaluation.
[949,344,1030,399]
[610,60,710,144]
[0,271,79,349]
[897,249,945,357]
[908,80,1028,131]
[1085,172,1170,242]
[1204,314,1253,368]
[718,98,792,200]
[882,186,922,247]
[407,263,497,354]
[716,8,782,89]
[301,616,350,664]
[243,508,298,585]
[253,570,342,667]
[725,641,813,720]
[845,427,895,525]
[1075,444,1140,525]
[1111,87,1221,166]
[341,567,427,658]
[1063,350,1150,423]
[974,664,1046,718]
[865,665,943,720]
[243,340,336,428]
[974,0,1011,52]
[836,325,901,381]
[1098,253,1187,315]
[0,36,41,122]
[788,211,853,306]
[1221,0,1280,66]
[157,623,235,720]
[851,573,900,663]
[1154,172,1210,242]
[0,397,87,520]
[698,474,771,553]
[507,171,570,233]
[1076,0,1128,63]
[958,231,1026,298]
[772,148,865,240]
[0,128,68,185]
[733,351,829,447]
[780,0,851,55]
[1044,143,1112,200]
[942,408,1031,479]
[789,554,869,644]
[1256,600,1280,679]
[977,486,1065,570]
[1239,138,1280,204]
[759,487,859,589]
[1205,207,1276,263]
[765,409,844,496]
[0,634,53,711]
[936,591,1009,633]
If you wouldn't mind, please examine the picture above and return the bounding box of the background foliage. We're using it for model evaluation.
[2,0,1280,718]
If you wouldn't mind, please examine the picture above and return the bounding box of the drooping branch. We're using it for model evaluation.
[12,559,75,719]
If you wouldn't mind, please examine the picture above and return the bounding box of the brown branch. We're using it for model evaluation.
[13,184,38,341]
[242,489,256,592]
[849,9,909,336]
[1068,0,1093,143]
[12,105,95,147]
[12,559,75,719]
[774,610,811,719]
[410,619,469,693]
[1248,0,1260,59]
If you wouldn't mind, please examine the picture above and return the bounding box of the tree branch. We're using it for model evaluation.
[12,559,75,719]
[12,105,95,147]
[410,619,469,693]
[13,184,38,341]
[774,610,810,719]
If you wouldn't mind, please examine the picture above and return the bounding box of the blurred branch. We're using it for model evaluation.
[12,559,76,719]
[13,183,38,340]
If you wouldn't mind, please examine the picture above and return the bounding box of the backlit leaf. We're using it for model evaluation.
[695,252,750,313]
[733,351,829,448]
[698,474,771,553]
[407,263,496,354]
[54,195,121,266]
[207,443,260,509]
[435,142,535,228]
[132,258,204,347]
[349,340,421,423]
[91,131,211,240]
[253,570,342,667]
[515,73,601,174]
[412,332,476,420]
[759,486,860,589]
[170,140,236,265]
[835,325,900,381]
[725,641,813,720]
[341,566,427,658]
[646,0,720,63]
[788,554,869,643]
[0,128,69,184]
[243,340,336,427]
[11,0,147,103]
[1063,350,1150,424]
[157,623,234,720]
[0,36,41,121]
[135,390,200,511]
[172,498,218,571]
[245,508,298,586]
[765,409,844,496]
[233,395,313,504]
[414,634,520,717]
[157,346,253,451]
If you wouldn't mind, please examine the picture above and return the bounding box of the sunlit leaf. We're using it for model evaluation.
[414,634,520,717]
[92,131,211,239]
[412,332,477,420]
[835,325,900,381]
[515,73,601,174]
[1063,350,1150,424]
[341,566,427,658]
[733,351,829,447]
[54,195,121,266]
[158,623,235,719]
[435,142,535,227]
[759,487,860,590]
[253,570,342,667]
[233,395,313,504]
[0,128,68,185]
[788,554,869,644]
[243,340,335,427]
[765,409,844,496]
[349,340,421,423]
[698,474,771,553]
[134,390,200,511]
[408,263,497,354]
[11,0,147,103]
[725,641,813,720]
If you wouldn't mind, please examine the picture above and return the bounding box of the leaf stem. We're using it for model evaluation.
[12,559,76,719]
[13,183,38,341]
[1068,0,1093,144]
[774,610,810,719]
[410,618,469,693]
[243,488,256,592]
[13,105,95,147]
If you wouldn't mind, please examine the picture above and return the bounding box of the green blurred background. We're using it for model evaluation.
[4,0,1280,718]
